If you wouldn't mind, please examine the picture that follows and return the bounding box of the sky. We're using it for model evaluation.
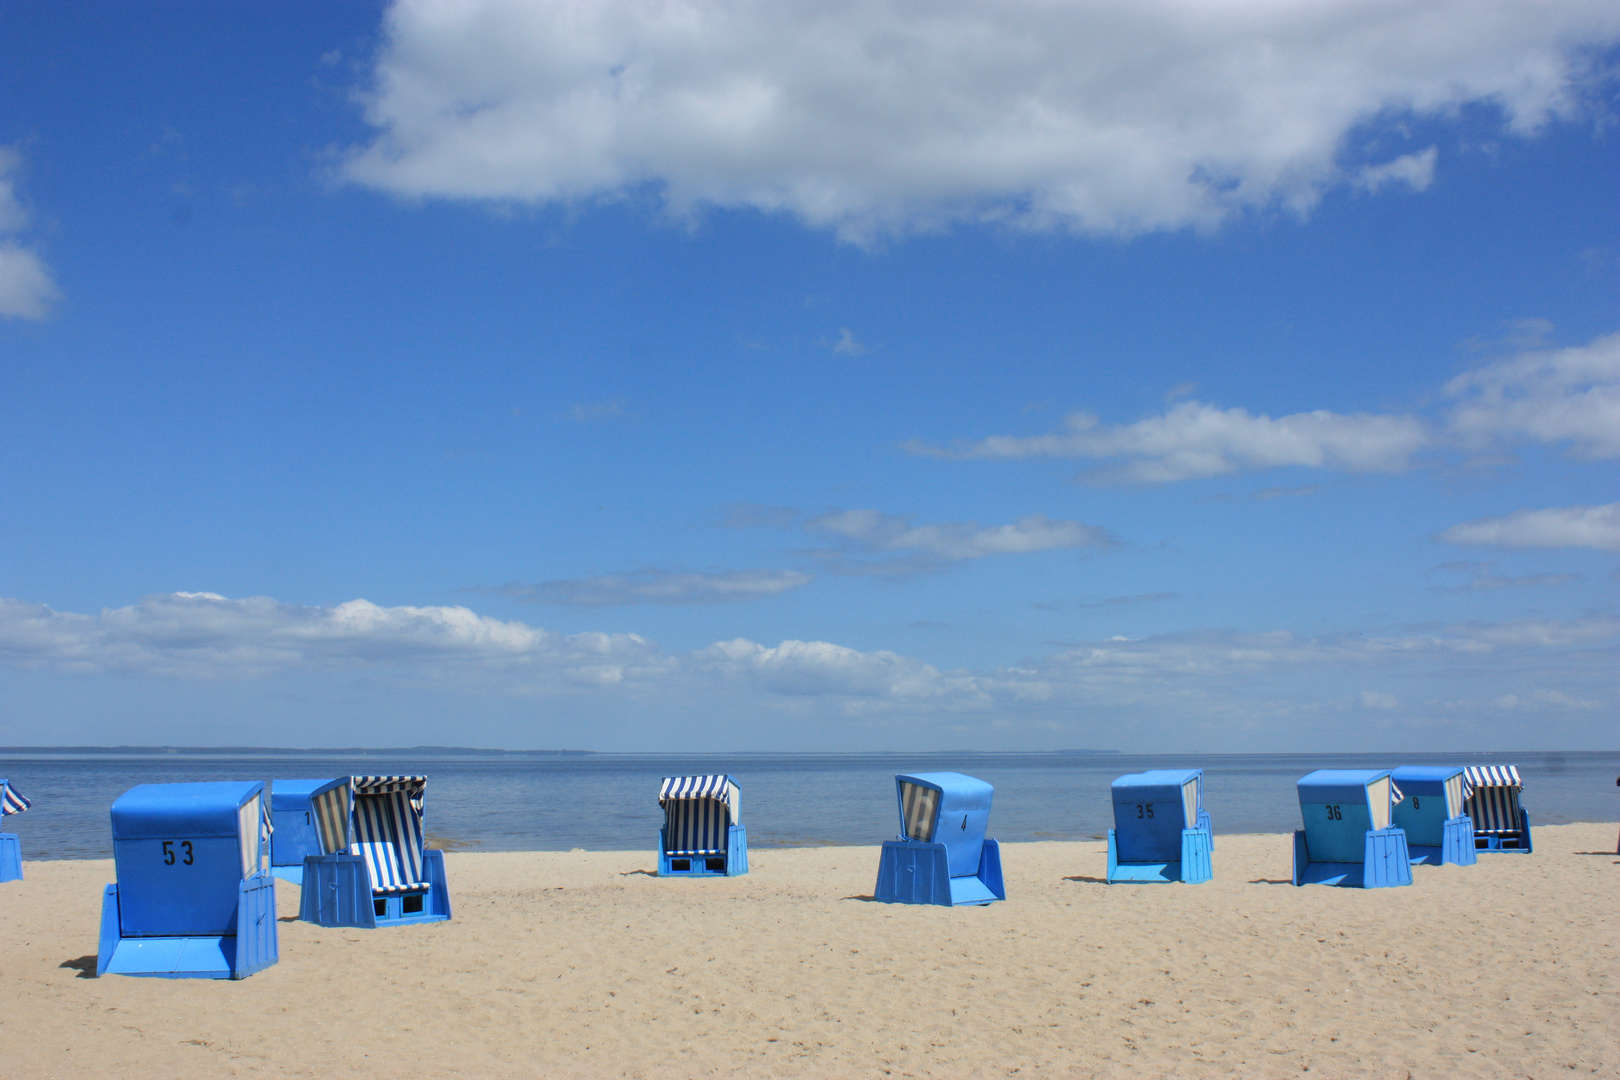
[0,0,1616,753]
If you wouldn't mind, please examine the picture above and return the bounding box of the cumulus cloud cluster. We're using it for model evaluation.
[0,593,1611,737]
[0,147,59,320]
[913,331,1620,484]
[343,0,1620,241]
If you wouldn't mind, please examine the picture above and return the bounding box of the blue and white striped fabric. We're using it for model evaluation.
[1462,765,1523,834]
[311,781,352,855]
[350,775,429,895]
[658,775,740,856]
[899,779,940,843]
[1,779,30,816]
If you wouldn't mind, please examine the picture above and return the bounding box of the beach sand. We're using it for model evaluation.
[1,823,1615,1078]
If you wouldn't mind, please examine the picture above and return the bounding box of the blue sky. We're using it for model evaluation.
[0,1,1615,752]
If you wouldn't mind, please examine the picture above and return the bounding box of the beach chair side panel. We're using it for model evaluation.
[0,832,20,882]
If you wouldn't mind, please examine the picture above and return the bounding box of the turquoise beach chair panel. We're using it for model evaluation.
[1293,769,1411,888]
[658,774,748,876]
[1390,766,1476,866]
[98,781,278,979]
[1107,769,1213,883]
[0,778,31,882]
[874,771,1004,906]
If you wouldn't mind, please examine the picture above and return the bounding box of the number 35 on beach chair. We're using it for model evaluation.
[658,774,748,876]
[874,772,1005,906]
[96,781,279,979]
[1,778,32,882]
[1292,769,1413,888]
[1106,769,1213,884]
[1390,766,1477,867]
[298,775,453,928]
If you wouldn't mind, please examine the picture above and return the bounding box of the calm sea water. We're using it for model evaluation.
[1,750,1615,860]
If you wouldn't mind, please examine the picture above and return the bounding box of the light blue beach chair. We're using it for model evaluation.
[1,778,31,882]
[299,775,452,928]
[1107,769,1213,883]
[269,777,352,884]
[658,774,748,876]
[874,771,1004,906]
[1390,766,1476,866]
[1292,769,1412,888]
[1462,765,1533,853]
[97,781,279,979]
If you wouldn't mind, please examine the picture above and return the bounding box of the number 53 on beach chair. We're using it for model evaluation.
[874,772,1005,906]
[1292,769,1413,888]
[96,781,279,979]
[1106,769,1213,883]
[298,775,453,928]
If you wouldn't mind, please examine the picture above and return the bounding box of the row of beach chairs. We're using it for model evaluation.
[0,762,1547,981]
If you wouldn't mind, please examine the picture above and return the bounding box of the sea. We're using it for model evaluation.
[1,749,1615,860]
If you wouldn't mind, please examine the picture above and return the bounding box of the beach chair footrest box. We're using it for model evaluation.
[1293,827,1412,888]
[0,831,21,882]
[97,874,279,979]
[1107,827,1212,883]
[874,837,1004,906]
[659,824,748,876]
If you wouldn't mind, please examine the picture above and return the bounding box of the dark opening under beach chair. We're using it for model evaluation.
[658,774,748,876]
[269,777,351,885]
[97,781,279,979]
[1,778,31,883]
[299,775,452,928]
[1107,768,1213,883]
[874,771,1005,906]
[1390,765,1476,867]
[1462,765,1532,853]
[1292,769,1412,888]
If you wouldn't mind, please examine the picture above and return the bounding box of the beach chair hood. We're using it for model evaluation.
[1297,769,1404,863]
[1,778,30,816]
[895,772,992,878]
[1390,766,1473,820]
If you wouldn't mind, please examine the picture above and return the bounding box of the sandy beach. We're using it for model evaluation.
[2,823,1615,1079]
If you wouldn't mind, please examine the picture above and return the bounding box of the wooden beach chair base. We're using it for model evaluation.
[96,874,279,979]
[874,837,1004,905]
[1292,826,1412,888]
[299,850,453,928]
[658,823,749,876]
[1106,825,1213,883]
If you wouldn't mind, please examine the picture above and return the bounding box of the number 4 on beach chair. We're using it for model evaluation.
[0,778,32,883]
[299,776,453,928]
[1292,770,1413,888]
[1106,769,1213,883]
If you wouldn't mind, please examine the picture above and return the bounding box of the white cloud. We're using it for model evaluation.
[0,147,59,320]
[805,508,1116,570]
[1439,503,1620,552]
[487,568,813,606]
[343,0,1620,241]
[1444,331,1620,460]
[908,401,1428,483]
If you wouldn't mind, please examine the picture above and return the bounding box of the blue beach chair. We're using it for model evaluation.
[1390,766,1477,866]
[96,781,279,979]
[1462,765,1532,853]
[1292,769,1412,888]
[1107,769,1213,883]
[1,778,32,882]
[658,774,748,876]
[299,775,452,928]
[269,778,352,884]
[874,772,1004,906]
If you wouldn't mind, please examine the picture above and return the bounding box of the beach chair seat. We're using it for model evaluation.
[1462,765,1532,853]
[299,775,452,928]
[1390,766,1476,867]
[658,774,747,876]
[0,778,31,883]
[1292,769,1412,888]
[874,772,1005,906]
[96,781,279,979]
[1107,769,1213,883]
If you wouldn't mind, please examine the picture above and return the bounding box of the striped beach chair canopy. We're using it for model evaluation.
[1,778,30,816]
[1462,765,1524,834]
[659,774,740,856]
[350,775,431,895]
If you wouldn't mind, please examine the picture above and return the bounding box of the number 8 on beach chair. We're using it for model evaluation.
[874,772,1005,906]
[1462,765,1533,853]
[658,774,748,876]
[1107,769,1213,883]
[1390,766,1477,866]
[1292,769,1413,888]
[1,778,32,882]
[96,782,279,979]
[299,775,453,928]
